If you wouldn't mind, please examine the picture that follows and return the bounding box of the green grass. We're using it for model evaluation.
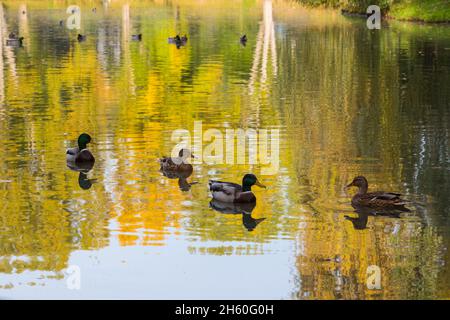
[390,0,450,23]
[297,0,450,23]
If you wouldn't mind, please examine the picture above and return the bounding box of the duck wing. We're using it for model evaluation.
[66,147,79,156]
[365,191,403,201]
[208,180,242,195]
[76,149,95,163]
[358,192,409,211]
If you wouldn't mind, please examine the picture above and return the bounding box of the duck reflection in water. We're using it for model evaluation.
[67,161,97,190]
[160,168,197,192]
[344,205,402,230]
[209,199,266,231]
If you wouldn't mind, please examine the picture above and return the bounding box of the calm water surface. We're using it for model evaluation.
[0,0,449,299]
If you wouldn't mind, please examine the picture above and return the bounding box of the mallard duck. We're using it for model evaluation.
[66,133,95,165]
[209,174,266,203]
[240,34,247,44]
[159,149,194,172]
[168,35,181,43]
[6,33,24,47]
[168,34,187,49]
[77,34,86,42]
[209,199,266,231]
[346,176,410,212]
[132,34,142,41]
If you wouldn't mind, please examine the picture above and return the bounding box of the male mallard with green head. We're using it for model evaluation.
[209,174,266,203]
[346,176,410,212]
[66,133,95,164]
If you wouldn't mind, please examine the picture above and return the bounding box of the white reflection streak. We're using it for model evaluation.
[19,4,30,51]
[248,22,263,95]
[122,3,136,95]
[0,4,18,87]
[249,0,277,93]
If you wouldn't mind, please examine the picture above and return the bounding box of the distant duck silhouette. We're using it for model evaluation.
[209,174,266,203]
[346,176,410,212]
[131,34,142,41]
[168,34,187,49]
[209,199,266,231]
[159,148,195,172]
[240,34,247,46]
[77,34,86,42]
[6,33,24,47]
[66,133,95,165]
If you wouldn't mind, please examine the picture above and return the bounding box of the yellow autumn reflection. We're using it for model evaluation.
[0,0,449,299]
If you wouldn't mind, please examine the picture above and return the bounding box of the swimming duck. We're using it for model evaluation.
[159,148,195,172]
[168,34,187,49]
[346,176,410,211]
[132,34,142,41]
[209,174,266,203]
[77,34,86,42]
[6,33,24,47]
[66,133,95,165]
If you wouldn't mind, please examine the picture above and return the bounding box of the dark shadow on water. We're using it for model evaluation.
[209,199,266,232]
[160,166,197,192]
[344,206,403,230]
[67,162,96,190]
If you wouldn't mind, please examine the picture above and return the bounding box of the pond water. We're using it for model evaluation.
[0,0,449,299]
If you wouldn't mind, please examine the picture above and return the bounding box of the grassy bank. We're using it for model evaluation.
[297,0,450,23]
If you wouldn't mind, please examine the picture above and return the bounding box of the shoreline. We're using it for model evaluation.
[340,9,450,25]
[297,1,450,25]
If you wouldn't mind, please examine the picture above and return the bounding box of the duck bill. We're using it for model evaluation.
[255,180,266,189]
[345,182,354,188]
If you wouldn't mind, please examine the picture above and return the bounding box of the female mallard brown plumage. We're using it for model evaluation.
[208,174,266,203]
[159,149,194,172]
[346,176,410,212]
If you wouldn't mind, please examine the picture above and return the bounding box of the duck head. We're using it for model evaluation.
[78,133,92,150]
[178,148,195,159]
[346,176,368,194]
[242,174,266,192]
